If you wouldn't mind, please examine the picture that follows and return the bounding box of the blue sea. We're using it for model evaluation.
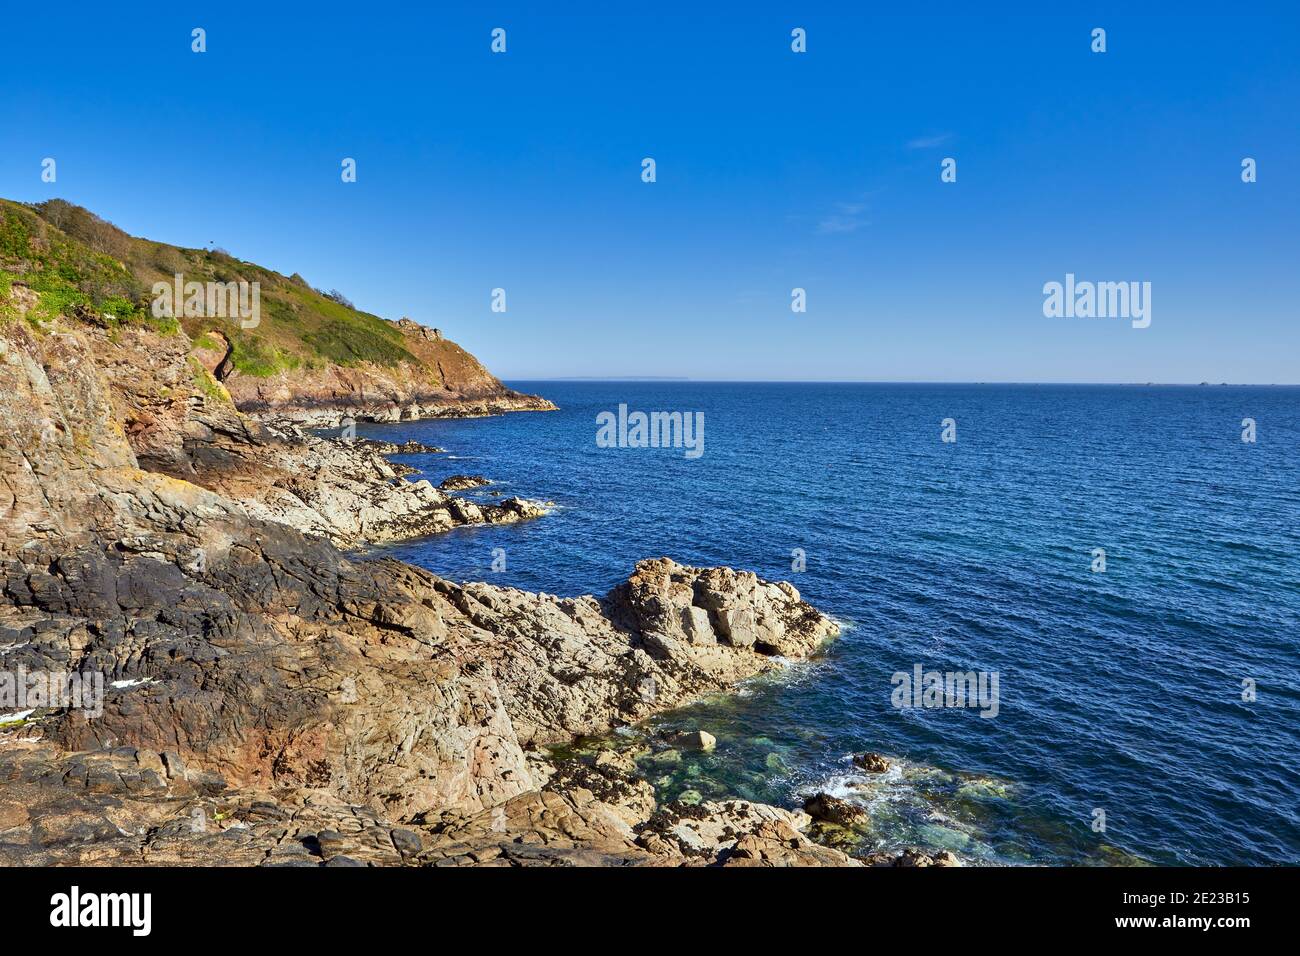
[363,382,1300,866]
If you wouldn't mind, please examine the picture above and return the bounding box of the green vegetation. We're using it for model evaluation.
[229,330,300,377]
[0,269,23,325]
[0,197,420,376]
[187,356,230,403]
[0,200,153,329]
[304,317,414,366]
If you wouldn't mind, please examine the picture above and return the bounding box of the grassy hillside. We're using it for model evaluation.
[0,198,422,379]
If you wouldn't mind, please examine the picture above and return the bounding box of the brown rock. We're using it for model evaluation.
[853,752,891,773]
[803,793,870,828]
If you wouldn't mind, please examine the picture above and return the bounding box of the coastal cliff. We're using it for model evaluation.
[0,273,861,865]
[0,198,554,425]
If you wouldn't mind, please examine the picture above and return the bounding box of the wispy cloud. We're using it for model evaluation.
[906,132,954,149]
[816,200,870,235]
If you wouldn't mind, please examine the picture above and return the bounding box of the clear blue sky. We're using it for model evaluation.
[4,3,1298,383]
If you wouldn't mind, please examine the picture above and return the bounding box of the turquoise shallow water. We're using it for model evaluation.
[365,382,1300,865]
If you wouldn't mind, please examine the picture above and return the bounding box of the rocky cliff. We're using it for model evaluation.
[1,197,554,425]
[0,294,860,866]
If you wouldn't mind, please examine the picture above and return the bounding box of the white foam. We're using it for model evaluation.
[110,678,156,689]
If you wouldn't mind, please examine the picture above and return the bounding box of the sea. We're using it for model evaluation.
[363,381,1300,866]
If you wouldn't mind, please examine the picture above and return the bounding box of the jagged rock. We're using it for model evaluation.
[493,497,547,521]
[611,559,833,662]
[862,848,963,867]
[634,800,850,866]
[803,793,870,828]
[853,752,891,773]
[160,751,187,780]
[231,420,544,547]
[358,438,445,455]
[438,475,490,491]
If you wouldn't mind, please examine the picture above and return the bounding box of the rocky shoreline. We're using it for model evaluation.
[0,311,945,867]
[232,391,558,430]
[198,312,559,427]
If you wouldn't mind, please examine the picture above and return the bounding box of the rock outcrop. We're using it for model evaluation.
[0,743,856,867]
[854,751,891,773]
[803,793,871,829]
[0,304,848,866]
[861,848,962,867]
[0,317,544,551]
[229,420,548,547]
[438,475,490,491]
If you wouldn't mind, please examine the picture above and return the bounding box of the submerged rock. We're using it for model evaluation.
[670,730,717,751]
[918,824,972,852]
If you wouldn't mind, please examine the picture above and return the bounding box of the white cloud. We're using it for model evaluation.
[907,132,954,149]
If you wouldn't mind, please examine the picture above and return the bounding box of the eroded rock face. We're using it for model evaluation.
[0,321,544,551]
[0,313,848,866]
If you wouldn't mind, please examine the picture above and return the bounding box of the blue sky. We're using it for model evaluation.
[4,3,1298,382]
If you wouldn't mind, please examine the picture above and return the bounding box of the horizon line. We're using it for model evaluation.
[504,378,1300,388]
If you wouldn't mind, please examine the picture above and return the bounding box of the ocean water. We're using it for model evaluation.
[365,382,1300,865]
